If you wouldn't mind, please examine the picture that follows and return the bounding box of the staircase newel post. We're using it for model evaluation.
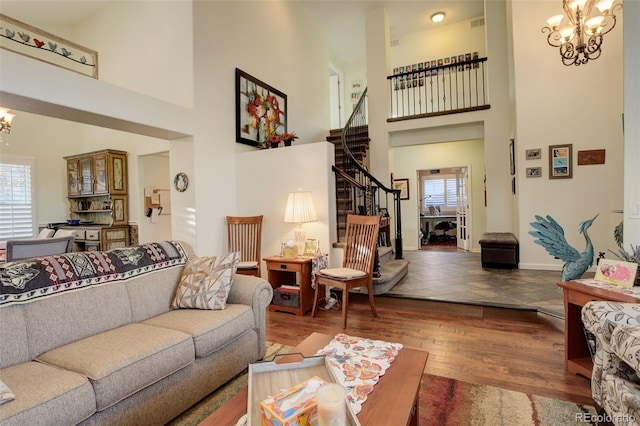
[394,192,403,259]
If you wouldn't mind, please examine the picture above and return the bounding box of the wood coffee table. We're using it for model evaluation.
[199,332,429,425]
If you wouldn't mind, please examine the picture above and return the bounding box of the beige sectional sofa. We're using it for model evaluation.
[0,241,273,425]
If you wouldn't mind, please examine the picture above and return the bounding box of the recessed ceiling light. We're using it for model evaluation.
[431,12,446,23]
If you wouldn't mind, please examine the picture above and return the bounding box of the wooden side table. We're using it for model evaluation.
[264,256,314,316]
[558,280,640,378]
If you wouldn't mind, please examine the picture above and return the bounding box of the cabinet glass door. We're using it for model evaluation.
[80,158,93,195]
[93,155,108,194]
[67,161,80,196]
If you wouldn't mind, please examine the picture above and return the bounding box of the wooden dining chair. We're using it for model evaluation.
[312,214,380,328]
[226,215,263,277]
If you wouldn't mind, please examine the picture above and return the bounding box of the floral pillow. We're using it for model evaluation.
[171,252,240,310]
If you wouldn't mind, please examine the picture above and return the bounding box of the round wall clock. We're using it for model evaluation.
[174,172,189,192]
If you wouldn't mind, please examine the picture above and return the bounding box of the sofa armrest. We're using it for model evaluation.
[582,301,640,347]
[612,325,640,374]
[582,301,640,407]
[227,274,273,357]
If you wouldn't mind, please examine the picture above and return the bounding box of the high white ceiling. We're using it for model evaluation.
[1,0,484,64]
[301,1,485,62]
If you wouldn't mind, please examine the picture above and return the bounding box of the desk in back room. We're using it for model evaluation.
[420,215,457,234]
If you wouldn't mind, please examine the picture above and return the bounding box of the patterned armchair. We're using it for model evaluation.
[582,301,640,425]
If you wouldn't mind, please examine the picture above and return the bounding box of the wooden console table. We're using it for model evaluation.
[558,280,640,378]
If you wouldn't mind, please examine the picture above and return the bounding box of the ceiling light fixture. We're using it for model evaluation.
[431,12,445,24]
[542,0,622,66]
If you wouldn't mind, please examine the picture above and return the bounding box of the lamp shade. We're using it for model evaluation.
[284,191,318,224]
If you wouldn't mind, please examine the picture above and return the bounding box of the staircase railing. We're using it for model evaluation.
[334,88,403,260]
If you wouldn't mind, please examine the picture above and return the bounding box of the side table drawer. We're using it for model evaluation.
[267,261,302,273]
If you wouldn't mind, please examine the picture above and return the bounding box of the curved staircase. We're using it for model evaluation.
[326,90,409,295]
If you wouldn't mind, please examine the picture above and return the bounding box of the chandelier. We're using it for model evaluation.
[0,107,15,146]
[542,0,622,66]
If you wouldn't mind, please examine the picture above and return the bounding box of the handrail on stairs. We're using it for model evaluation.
[335,88,403,260]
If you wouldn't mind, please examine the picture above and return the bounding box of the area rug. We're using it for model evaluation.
[420,374,597,426]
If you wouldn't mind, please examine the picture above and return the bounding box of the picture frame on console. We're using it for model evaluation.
[235,68,287,148]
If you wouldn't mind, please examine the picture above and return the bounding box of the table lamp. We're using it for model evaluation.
[284,190,318,255]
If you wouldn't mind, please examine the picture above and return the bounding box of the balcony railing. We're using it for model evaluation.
[387,57,490,121]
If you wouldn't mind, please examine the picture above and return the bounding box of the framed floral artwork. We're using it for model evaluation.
[235,68,287,148]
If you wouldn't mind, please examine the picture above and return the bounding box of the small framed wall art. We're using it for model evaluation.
[549,144,573,179]
[525,148,541,160]
[577,149,606,165]
[174,172,189,192]
[526,167,542,178]
[393,178,410,200]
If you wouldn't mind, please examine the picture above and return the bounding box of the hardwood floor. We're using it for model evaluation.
[265,296,593,407]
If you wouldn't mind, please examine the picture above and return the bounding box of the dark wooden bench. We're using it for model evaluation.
[479,232,519,269]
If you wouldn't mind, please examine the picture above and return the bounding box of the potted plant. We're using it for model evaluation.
[268,134,281,148]
[281,132,298,147]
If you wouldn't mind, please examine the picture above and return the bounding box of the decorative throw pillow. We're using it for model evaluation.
[0,379,15,405]
[171,252,240,310]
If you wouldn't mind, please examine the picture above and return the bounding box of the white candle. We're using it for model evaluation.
[316,383,347,426]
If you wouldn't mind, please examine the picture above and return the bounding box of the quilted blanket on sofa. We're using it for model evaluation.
[0,241,188,307]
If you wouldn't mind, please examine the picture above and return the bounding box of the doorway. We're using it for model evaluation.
[417,166,471,251]
[138,152,173,243]
[329,64,344,129]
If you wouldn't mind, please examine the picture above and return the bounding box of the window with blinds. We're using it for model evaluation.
[0,157,36,242]
[422,176,457,210]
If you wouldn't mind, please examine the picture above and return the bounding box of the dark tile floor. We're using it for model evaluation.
[385,248,578,318]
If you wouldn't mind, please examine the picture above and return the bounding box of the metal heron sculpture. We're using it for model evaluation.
[529,214,599,282]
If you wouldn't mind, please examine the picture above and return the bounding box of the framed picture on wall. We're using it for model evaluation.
[235,68,287,148]
[393,178,409,200]
[525,148,541,160]
[549,144,573,179]
[526,167,542,178]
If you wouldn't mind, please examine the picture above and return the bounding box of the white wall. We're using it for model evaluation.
[392,140,486,251]
[390,16,486,68]
[236,142,336,276]
[191,1,332,256]
[511,0,624,270]
[3,0,194,108]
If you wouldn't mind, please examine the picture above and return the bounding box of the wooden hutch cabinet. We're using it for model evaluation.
[63,149,130,251]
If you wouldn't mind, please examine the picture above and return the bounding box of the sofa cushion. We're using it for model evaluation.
[0,361,95,426]
[24,282,132,360]
[0,305,30,369]
[171,253,240,310]
[142,303,254,358]
[36,323,194,411]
